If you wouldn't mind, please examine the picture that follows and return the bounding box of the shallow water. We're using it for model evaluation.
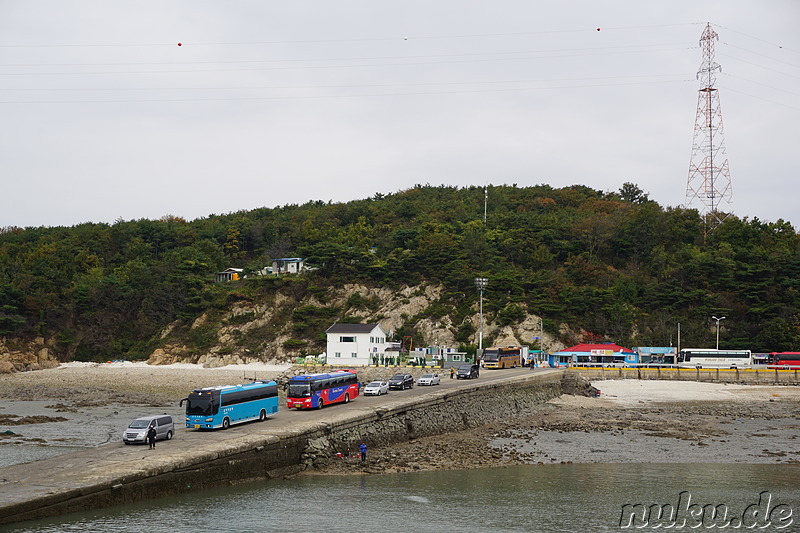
[2,463,798,532]
[0,401,184,468]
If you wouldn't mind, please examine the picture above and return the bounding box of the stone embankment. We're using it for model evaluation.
[0,369,569,525]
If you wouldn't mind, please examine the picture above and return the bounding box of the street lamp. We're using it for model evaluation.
[712,316,726,350]
[474,277,488,361]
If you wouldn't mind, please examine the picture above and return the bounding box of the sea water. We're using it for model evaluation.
[2,463,798,532]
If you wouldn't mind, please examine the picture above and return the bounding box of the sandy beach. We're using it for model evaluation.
[1,364,799,473]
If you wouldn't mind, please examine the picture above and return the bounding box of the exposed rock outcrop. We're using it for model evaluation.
[0,337,60,373]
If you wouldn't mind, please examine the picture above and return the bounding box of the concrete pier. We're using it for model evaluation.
[0,368,564,525]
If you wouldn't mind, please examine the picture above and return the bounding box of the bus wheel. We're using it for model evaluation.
[222,417,230,429]
[166,430,173,441]
[259,409,267,421]
[318,399,324,409]
[344,394,350,404]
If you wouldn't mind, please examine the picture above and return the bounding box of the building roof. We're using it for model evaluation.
[553,343,633,354]
[325,323,384,334]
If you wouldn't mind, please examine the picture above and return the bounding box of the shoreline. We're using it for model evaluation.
[1,365,799,473]
[312,380,800,475]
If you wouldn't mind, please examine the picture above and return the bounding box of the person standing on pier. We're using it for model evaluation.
[147,424,157,449]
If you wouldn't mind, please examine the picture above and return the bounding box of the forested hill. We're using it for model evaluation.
[1,183,799,365]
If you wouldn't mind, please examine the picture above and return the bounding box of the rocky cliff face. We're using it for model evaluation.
[147,282,565,368]
[0,337,60,373]
[0,281,567,371]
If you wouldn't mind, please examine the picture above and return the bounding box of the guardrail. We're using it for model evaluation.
[569,365,800,384]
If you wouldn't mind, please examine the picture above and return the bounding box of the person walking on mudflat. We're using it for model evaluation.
[147,424,157,449]
[359,442,367,463]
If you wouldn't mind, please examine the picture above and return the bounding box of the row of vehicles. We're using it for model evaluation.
[622,349,800,370]
[178,367,461,431]
[363,371,443,396]
[676,349,800,369]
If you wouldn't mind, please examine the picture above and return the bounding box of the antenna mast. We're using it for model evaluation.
[483,185,488,224]
[685,22,732,234]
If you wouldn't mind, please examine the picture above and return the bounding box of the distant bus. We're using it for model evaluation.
[767,352,800,370]
[180,380,279,430]
[677,348,752,369]
[483,346,525,369]
[287,369,359,409]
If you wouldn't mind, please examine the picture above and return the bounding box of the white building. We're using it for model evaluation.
[271,257,308,275]
[325,323,388,367]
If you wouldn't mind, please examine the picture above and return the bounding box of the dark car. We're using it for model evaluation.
[456,364,479,379]
[388,373,414,390]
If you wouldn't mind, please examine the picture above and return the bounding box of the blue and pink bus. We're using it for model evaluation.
[287,369,360,409]
[181,380,279,430]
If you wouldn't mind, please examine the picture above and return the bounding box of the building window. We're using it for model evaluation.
[335,352,341,358]
[351,353,357,358]
[340,336,355,342]
[452,355,461,361]
[370,336,374,343]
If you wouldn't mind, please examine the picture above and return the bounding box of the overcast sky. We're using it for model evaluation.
[1,1,798,229]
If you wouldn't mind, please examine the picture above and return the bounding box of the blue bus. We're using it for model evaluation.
[286,369,360,409]
[180,380,279,430]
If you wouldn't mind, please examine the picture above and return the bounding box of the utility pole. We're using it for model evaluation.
[712,316,726,350]
[483,185,488,224]
[685,22,732,236]
[474,277,488,361]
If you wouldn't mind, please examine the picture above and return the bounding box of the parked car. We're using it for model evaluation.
[417,373,441,386]
[388,373,415,390]
[122,414,174,444]
[456,364,480,379]
[363,381,389,396]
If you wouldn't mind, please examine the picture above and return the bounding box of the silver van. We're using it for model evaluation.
[122,414,174,444]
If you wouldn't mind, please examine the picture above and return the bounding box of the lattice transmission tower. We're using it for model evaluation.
[685,22,732,233]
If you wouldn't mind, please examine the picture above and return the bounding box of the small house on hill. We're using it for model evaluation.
[272,257,308,275]
[325,323,388,367]
[214,268,243,283]
[548,343,636,367]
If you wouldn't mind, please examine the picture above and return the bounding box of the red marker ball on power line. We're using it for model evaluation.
[177,42,182,46]
[596,28,601,31]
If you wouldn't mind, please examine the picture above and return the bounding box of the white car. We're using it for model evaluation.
[362,381,389,396]
[417,373,441,386]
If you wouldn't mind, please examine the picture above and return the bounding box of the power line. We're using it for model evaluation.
[0,73,691,93]
[714,23,800,56]
[0,78,692,105]
[0,45,693,77]
[0,22,701,49]
[0,42,693,68]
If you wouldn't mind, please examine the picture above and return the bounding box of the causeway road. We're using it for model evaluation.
[0,367,560,524]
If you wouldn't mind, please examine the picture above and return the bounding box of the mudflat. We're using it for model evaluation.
[1,364,798,474]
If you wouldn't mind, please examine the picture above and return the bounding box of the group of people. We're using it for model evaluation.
[338,442,369,462]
